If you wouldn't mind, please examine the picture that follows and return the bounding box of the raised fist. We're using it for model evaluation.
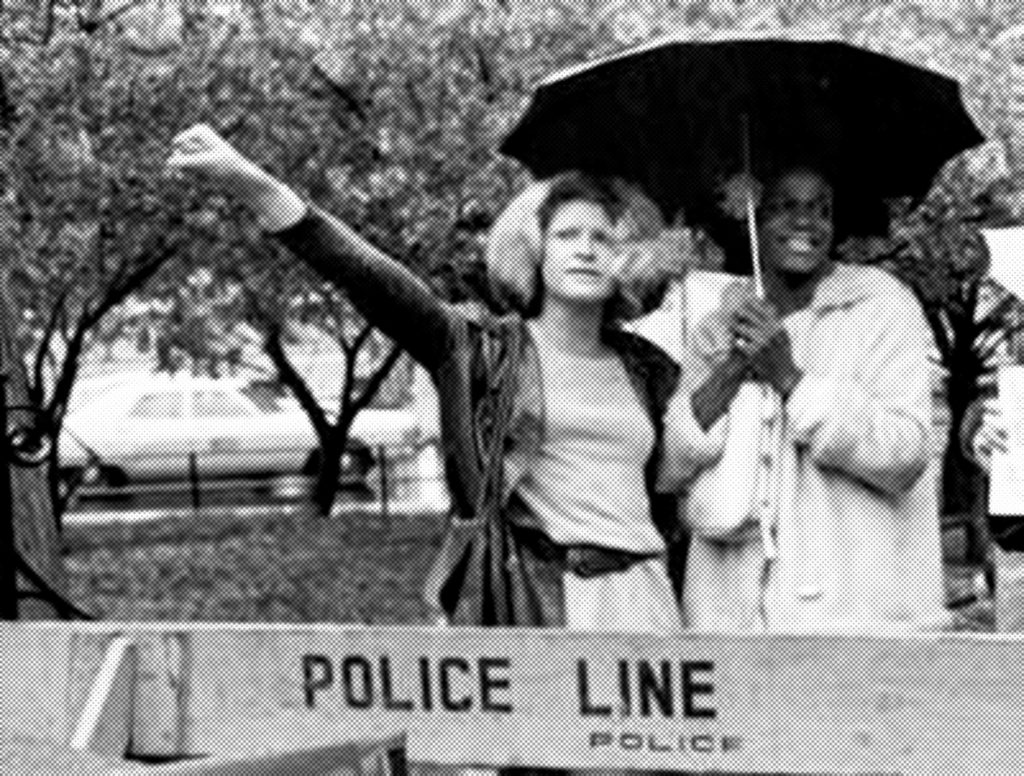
[166,123,304,230]
[165,124,271,199]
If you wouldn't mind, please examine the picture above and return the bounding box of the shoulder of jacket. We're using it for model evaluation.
[823,262,922,313]
[847,262,915,296]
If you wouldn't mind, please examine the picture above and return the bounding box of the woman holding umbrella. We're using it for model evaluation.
[500,33,986,634]
[165,124,688,632]
[658,162,950,632]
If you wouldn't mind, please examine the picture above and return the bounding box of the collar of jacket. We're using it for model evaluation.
[808,262,886,312]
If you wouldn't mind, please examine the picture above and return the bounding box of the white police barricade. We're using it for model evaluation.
[3,623,1024,775]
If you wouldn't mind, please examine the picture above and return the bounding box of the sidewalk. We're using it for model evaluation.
[0,729,140,775]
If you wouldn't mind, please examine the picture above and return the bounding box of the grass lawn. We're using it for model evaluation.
[62,506,995,629]
[63,508,450,623]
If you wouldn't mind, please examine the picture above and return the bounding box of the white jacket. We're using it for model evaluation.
[661,264,950,633]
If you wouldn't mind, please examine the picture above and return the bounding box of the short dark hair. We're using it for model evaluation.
[758,161,889,243]
[535,171,624,233]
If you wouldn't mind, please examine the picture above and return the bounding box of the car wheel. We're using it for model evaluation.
[58,467,85,502]
[348,445,375,477]
[61,465,130,502]
[302,445,374,483]
[92,466,131,500]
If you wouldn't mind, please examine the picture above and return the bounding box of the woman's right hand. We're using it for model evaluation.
[690,279,755,363]
[166,124,270,194]
[166,124,305,230]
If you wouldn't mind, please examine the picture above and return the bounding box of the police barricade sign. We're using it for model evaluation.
[167,625,1024,775]
[4,625,1024,775]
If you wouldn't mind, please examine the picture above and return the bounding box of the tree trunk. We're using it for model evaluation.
[942,436,981,515]
[311,437,344,518]
[0,278,64,619]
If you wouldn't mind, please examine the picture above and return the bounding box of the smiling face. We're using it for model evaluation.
[757,169,835,277]
[539,199,619,308]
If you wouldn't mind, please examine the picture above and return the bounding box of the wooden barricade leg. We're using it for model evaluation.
[130,632,189,758]
[69,635,137,759]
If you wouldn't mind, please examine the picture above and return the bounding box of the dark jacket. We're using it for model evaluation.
[273,205,684,569]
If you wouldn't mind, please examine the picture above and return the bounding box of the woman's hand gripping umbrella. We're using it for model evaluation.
[501,33,984,630]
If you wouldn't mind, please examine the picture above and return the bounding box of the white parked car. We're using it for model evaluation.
[58,374,420,494]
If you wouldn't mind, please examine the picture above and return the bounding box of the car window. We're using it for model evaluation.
[194,389,252,417]
[68,375,145,416]
[366,373,414,409]
[129,390,184,419]
[240,383,285,412]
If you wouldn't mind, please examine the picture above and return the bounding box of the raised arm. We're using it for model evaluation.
[269,205,455,371]
[166,124,455,371]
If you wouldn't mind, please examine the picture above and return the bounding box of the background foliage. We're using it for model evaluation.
[5,0,1024,609]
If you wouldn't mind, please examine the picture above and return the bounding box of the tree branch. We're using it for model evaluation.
[55,300,72,349]
[46,324,86,432]
[310,62,369,125]
[404,76,427,123]
[473,41,496,102]
[41,235,178,438]
[261,322,331,441]
[335,335,360,425]
[350,339,404,418]
[30,287,69,409]
[350,322,373,355]
[80,235,177,331]
[77,0,151,33]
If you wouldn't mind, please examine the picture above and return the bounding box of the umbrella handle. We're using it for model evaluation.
[745,189,765,298]
[739,116,774,562]
[740,113,765,299]
[749,187,774,562]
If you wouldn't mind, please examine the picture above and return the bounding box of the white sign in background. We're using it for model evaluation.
[990,365,1024,515]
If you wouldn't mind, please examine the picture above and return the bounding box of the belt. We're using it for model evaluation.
[511,523,663,579]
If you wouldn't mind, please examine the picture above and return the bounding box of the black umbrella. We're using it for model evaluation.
[501,33,985,289]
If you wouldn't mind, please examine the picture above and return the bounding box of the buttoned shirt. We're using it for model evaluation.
[660,264,950,632]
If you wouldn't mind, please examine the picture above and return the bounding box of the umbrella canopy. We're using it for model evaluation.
[503,34,985,566]
[501,33,985,224]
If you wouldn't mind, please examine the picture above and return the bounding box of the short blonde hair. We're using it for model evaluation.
[484,172,668,320]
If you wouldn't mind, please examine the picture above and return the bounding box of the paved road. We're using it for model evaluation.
[0,729,140,775]
[63,474,449,525]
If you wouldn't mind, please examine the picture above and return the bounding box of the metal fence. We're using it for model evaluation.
[62,441,450,524]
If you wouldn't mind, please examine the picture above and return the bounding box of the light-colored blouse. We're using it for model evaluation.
[514,325,665,554]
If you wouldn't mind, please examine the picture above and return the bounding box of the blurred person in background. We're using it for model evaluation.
[961,385,1024,560]
[963,396,1009,477]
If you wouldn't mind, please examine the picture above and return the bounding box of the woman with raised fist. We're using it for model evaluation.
[167,124,688,633]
